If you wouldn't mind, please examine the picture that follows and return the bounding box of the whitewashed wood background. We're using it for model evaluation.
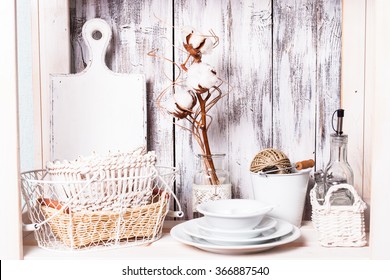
[69,0,341,219]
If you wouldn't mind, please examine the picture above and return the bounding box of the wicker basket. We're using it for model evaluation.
[21,149,182,251]
[310,183,367,247]
[39,192,169,248]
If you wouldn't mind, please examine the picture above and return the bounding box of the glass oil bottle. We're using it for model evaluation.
[324,109,354,205]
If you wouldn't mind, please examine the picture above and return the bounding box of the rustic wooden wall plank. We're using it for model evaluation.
[272,0,318,221]
[37,0,71,165]
[341,0,365,197]
[315,0,342,173]
[341,0,367,225]
[227,0,273,200]
[307,0,342,219]
[272,0,317,164]
[173,0,230,219]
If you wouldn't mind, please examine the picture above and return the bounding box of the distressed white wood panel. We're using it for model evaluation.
[315,0,342,171]
[308,0,342,220]
[31,0,43,169]
[370,0,390,259]
[174,0,230,218]
[0,0,23,259]
[227,0,273,199]
[51,18,146,160]
[341,0,365,198]
[70,0,174,166]
[273,0,318,221]
[364,0,375,223]
[341,0,368,228]
[273,0,317,163]
[36,0,71,165]
[17,0,35,172]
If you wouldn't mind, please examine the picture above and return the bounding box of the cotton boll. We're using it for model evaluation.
[181,25,195,44]
[181,26,205,49]
[188,33,206,49]
[164,95,178,114]
[186,62,219,93]
[174,89,197,111]
[182,26,214,54]
[199,37,214,54]
[164,95,189,119]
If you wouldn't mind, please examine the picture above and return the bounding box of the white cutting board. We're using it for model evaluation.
[50,18,146,160]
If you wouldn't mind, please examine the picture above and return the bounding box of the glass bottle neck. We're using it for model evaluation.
[329,134,349,162]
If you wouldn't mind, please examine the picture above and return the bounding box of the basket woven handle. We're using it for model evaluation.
[323,183,366,211]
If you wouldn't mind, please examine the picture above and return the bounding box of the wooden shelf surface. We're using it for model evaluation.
[23,221,369,260]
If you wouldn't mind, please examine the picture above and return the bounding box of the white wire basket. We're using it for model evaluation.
[21,149,183,251]
[310,183,367,247]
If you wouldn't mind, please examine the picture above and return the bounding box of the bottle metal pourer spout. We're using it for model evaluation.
[332,109,344,135]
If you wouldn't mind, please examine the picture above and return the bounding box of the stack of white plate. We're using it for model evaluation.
[170,199,301,254]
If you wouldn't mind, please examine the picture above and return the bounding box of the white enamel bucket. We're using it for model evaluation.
[251,169,311,227]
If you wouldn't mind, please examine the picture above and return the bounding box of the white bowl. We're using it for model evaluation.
[196,199,273,230]
[196,216,277,239]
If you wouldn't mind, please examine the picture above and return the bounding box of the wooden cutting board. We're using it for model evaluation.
[50,18,146,160]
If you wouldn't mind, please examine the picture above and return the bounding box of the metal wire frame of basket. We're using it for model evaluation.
[21,166,182,251]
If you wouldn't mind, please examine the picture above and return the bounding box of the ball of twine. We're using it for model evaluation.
[250,148,292,174]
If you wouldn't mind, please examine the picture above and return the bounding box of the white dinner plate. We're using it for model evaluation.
[183,218,292,246]
[196,216,277,240]
[170,220,300,254]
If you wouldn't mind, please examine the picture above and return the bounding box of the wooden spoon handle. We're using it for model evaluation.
[295,159,315,170]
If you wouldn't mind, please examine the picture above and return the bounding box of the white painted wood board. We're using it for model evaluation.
[364,0,375,228]
[369,0,390,259]
[273,0,317,167]
[315,1,342,171]
[36,0,71,166]
[51,18,146,160]
[341,0,369,227]
[0,0,23,259]
[227,0,273,202]
[341,0,366,198]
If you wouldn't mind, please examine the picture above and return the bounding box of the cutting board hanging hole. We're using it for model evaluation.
[82,19,112,70]
[92,30,102,40]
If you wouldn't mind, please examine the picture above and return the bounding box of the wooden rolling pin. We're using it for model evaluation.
[295,159,315,170]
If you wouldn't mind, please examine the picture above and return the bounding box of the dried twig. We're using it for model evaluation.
[149,25,229,185]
